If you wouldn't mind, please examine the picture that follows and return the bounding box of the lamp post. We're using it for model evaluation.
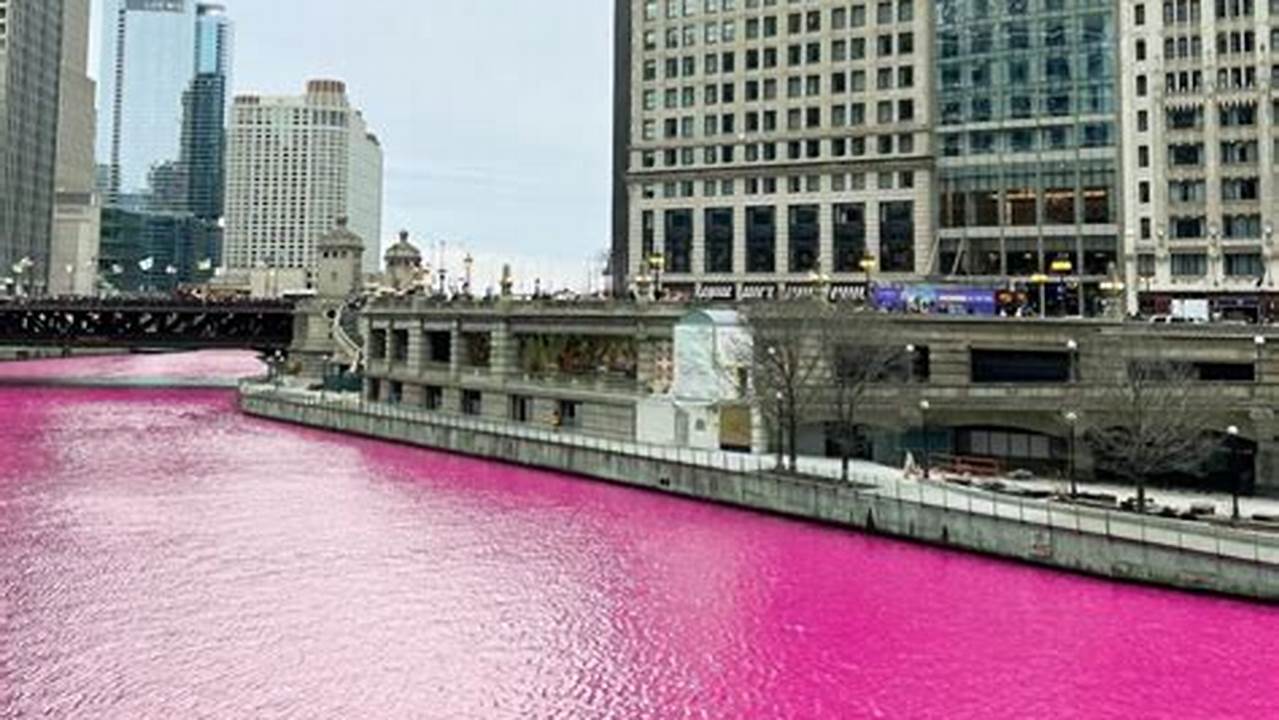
[906,344,916,383]
[1066,339,1079,382]
[859,254,876,306]
[463,253,474,298]
[1030,273,1050,317]
[648,253,665,299]
[1064,411,1079,498]
[774,389,785,472]
[919,399,932,480]
[1228,424,1241,521]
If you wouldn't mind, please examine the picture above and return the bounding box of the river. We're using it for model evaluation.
[0,352,1276,719]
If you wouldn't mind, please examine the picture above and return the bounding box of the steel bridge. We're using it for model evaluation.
[0,299,295,351]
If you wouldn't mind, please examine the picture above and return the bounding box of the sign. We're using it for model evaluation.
[827,283,867,303]
[740,283,779,300]
[782,283,822,300]
[695,283,737,301]
[874,284,998,316]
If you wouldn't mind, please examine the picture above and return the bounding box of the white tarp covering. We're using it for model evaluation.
[672,310,752,402]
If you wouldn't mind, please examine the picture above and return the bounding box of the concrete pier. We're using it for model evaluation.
[240,386,1279,602]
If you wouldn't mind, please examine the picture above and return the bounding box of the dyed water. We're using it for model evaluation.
[0,353,1276,719]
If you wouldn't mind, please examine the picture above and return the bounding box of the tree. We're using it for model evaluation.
[1086,354,1218,513]
[820,309,907,482]
[742,298,827,472]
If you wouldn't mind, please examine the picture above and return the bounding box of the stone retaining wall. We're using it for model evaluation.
[240,392,1279,602]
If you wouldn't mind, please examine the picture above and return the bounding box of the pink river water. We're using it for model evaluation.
[0,352,1278,719]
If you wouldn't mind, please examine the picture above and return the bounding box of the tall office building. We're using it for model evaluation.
[0,0,64,295]
[50,0,98,296]
[96,0,231,293]
[614,0,935,300]
[932,0,1122,314]
[223,79,384,275]
[1120,0,1279,316]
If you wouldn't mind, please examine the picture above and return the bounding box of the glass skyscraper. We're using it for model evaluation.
[96,0,232,292]
[0,0,66,294]
[933,0,1121,313]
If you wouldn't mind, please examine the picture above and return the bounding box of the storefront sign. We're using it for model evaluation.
[694,283,737,301]
[740,283,779,300]
[827,283,867,302]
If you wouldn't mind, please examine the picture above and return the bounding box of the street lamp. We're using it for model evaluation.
[1227,425,1242,521]
[1066,339,1079,382]
[906,344,916,383]
[919,399,932,480]
[859,254,877,305]
[1064,411,1079,498]
[774,389,785,472]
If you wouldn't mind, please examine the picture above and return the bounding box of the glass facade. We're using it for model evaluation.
[97,1,231,288]
[935,0,1120,280]
[98,0,198,208]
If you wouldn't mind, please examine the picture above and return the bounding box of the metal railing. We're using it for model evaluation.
[239,382,1279,567]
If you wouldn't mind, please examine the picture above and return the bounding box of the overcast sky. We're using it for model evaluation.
[90,1,615,292]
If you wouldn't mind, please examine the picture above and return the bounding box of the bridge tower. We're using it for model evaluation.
[316,216,364,299]
[384,230,423,292]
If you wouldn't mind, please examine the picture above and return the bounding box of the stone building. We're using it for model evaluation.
[360,299,1279,494]
[614,0,936,300]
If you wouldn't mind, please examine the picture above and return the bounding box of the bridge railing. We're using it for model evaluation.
[239,383,1279,568]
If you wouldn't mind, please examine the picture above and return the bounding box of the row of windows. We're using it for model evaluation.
[642,98,916,139]
[641,66,917,115]
[642,34,916,83]
[938,15,1112,58]
[640,201,916,274]
[638,131,919,170]
[643,0,914,31]
[639,169,917,200]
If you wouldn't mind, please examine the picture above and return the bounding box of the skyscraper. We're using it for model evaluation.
[96,0,232,292]
[932,0,1121,315]
[50,0,98,297]
[613,0,936,301]
[1119,0,1279,315]
[0,0,65,295]
[223,79,384,276]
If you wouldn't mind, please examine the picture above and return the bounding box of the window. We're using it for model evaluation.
[424,385,443,411]
[461,389,483,416]
[510,395,533,423]
[557,400,581,429]
[1170,253,1207,277]
[971,350,1071,384]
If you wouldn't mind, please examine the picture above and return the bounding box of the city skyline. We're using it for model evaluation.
[87,0,615,291]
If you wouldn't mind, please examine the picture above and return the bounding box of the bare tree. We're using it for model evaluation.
[742,298,827,472]
[1086,354,1218,513]
[819,309,907,482]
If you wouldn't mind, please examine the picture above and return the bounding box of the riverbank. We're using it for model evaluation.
[239,384,1279,602]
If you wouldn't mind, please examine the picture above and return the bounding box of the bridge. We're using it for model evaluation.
[0,299,295,351]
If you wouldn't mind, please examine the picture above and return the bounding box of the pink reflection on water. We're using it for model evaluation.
[0,350,263,384]
[0,353,1277,718]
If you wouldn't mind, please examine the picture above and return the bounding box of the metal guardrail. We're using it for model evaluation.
[239,382,1279,567]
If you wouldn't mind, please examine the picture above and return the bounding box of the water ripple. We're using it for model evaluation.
[0,354,1278,718]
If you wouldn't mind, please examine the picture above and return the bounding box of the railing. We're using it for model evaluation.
[239,383,1279,567]
[331,302,363,372]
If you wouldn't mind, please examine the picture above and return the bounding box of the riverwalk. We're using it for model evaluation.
[239,383,1279,601]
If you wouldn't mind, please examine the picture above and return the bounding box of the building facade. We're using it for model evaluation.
[223,79,384,277]
[932,0,1123,315]
[0,0,64,295]
[50,0,97,297]
[96,0,230,293]
[1120,0,1279,316]
[616,0,936,301]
